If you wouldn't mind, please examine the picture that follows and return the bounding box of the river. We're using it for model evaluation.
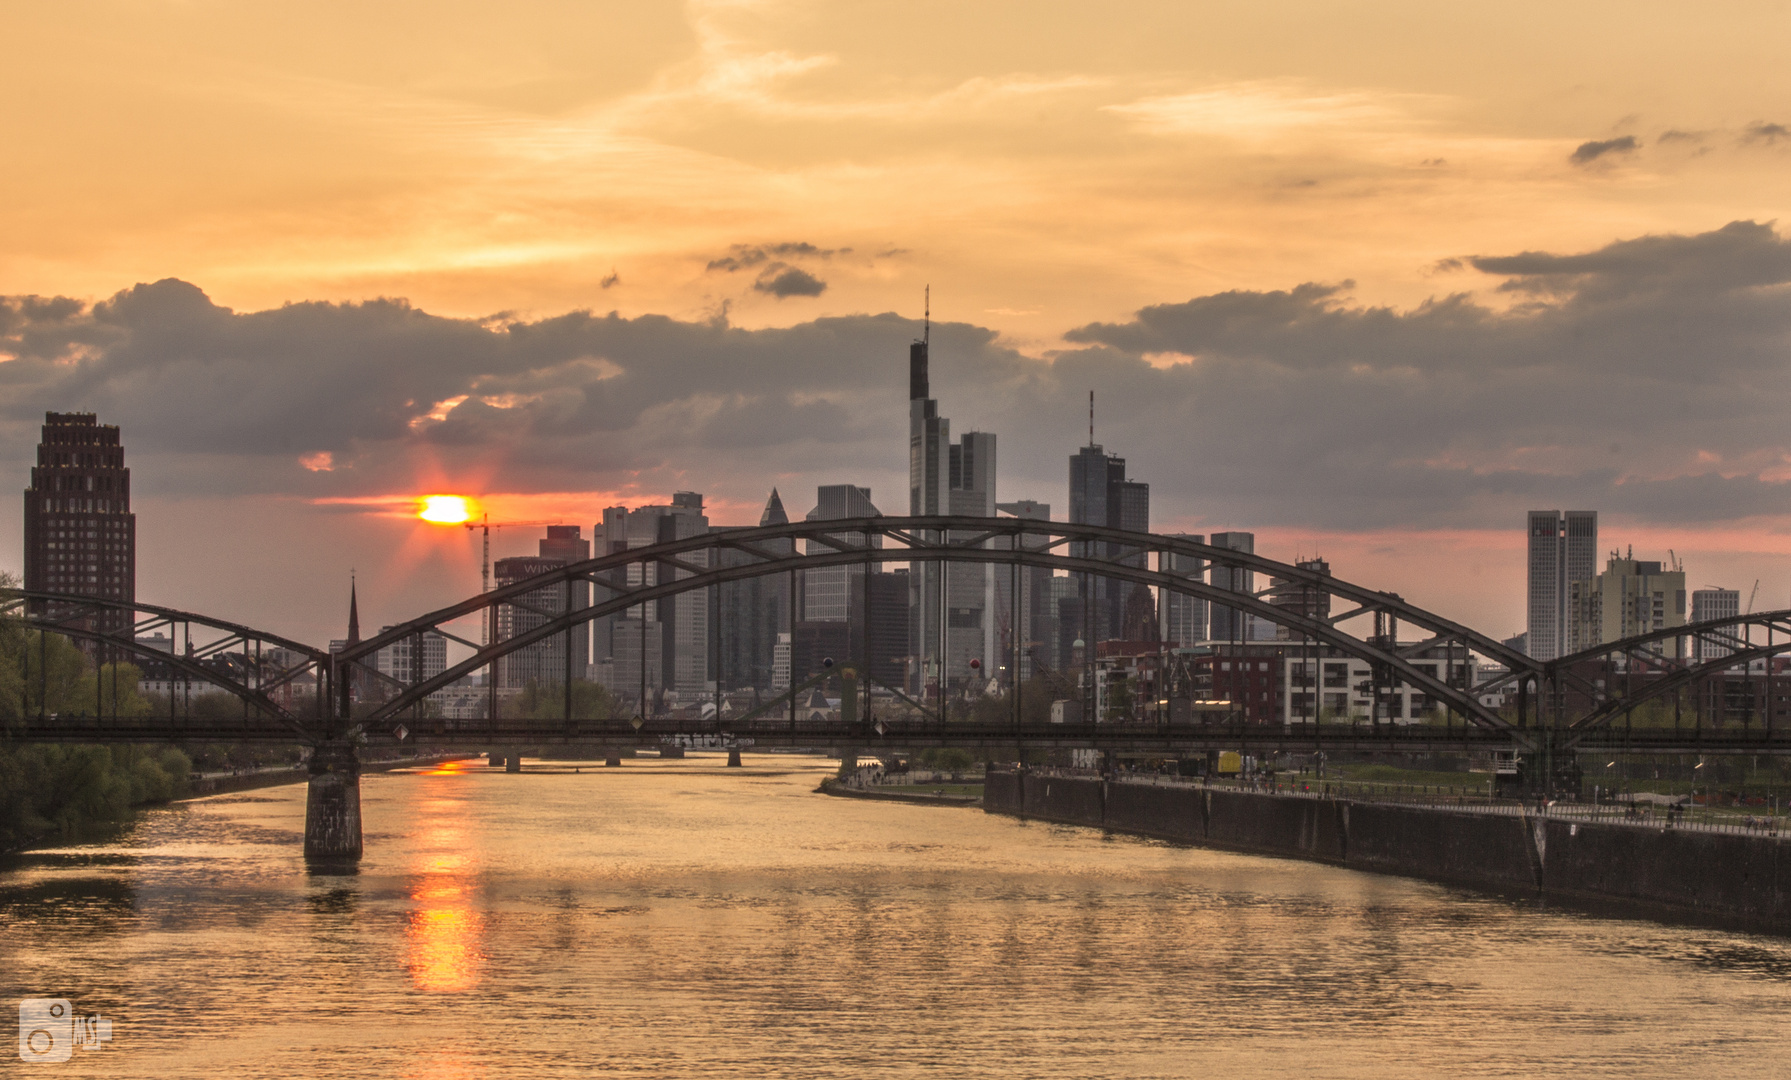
[3,754,1789,1078]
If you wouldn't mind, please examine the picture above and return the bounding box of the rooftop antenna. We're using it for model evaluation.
[1089,390,1095,446]
[924,284,930,346]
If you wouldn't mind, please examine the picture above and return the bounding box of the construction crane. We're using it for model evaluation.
[1747,579,1761,615]
[465,513,561,644]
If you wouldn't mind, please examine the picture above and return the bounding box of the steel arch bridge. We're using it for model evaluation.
[0,590,330,742]
[339,515,1528,731]
[7,516,1791,758]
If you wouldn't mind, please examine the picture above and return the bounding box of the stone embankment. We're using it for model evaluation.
[818,778,981,806]
[184,754,475,799]
[985,768,1791,934]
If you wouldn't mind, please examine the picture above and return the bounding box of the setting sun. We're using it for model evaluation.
[419,495,474,524]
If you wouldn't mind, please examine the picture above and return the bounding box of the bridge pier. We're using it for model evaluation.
[304,741,362,865]
[505,750,522,773]
[837,747,857,780]
[605,750,622,767]
[727,748,742,767]
[488,751,504,768]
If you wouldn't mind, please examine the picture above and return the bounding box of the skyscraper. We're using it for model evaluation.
[946,432,998,681]
[1526,510,1598,661]
[996,500,1054,682]
[1160,534,1207,646]
[793,483,904,688]
[22,412,136,647]
[1068,441,1149,644]
[712,489,792,692]
[493,555,574,690]
[1691,588,1741,660]
[803,484,879,622]
[538,526,591,674]
[595,493,710,699]
[1208,532,1255,643]
[492,527,591,691]
[906,312,999,695]
[1268,557,1332,638]
[1567,549,1685,656]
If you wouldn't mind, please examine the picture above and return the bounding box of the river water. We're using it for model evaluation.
[3,755,1790,1078]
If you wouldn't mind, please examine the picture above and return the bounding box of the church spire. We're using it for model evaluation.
[347,573,360,646]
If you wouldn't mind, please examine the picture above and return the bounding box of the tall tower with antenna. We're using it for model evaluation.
[1069,388,1149,645]
[906,287,999,698]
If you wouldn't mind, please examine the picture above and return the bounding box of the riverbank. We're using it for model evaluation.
[0,753,480,856]
[818,778,981,806]
[182,753,476,799]
[986,767,1791,935]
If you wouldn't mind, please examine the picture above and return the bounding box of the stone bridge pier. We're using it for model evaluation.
[304,741,362,865]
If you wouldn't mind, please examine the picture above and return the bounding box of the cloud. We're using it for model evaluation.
[751,265,827,298]
[1058,220,1791,528]
[1743,121,1790,144]
[5,222,1791,542]
[706,241,844,273]
[1105,82,1420,139]
[1569,135,1639,165]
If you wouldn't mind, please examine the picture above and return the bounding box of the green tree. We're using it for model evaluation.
[0,576,196,850]
[503,679,618,720]
[917,747,977,772]
[15,629,90,717]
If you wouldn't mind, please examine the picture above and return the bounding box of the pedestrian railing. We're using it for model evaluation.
[986,766,1790,840]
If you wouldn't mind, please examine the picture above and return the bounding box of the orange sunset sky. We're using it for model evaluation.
[3,0,1790,646]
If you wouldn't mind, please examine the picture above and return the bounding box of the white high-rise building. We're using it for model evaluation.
[1691,588,1741,661]
[771,632,791,692]
[1526,510,1598,661]
[1567,550,1686,657]
[375,627,447,684]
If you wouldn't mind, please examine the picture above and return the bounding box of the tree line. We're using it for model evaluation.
[1,580,195,852]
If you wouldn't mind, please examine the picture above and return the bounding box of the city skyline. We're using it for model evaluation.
[4,3,1791,649]
[5,315,1789,657]
[8,7,1791,1067]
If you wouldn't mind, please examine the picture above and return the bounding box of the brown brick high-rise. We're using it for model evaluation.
[22,412,137,646]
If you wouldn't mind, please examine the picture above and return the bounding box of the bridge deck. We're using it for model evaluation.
[11,718,1791,755]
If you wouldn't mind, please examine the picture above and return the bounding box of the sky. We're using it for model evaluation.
[2,0,1790,648]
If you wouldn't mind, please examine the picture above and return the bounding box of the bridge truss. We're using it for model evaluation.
[8,519,1791,760]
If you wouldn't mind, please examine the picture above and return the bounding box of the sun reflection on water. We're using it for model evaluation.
[405,789,485,993]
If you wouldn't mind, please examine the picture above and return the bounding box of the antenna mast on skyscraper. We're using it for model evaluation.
[1089,390,1095,446]
[924,284,930,346]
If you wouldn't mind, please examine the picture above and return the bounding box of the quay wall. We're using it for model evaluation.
[183,754,476,800]
[985,769,1791,934]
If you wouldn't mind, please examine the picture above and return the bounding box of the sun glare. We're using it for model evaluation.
[420,495,474,524]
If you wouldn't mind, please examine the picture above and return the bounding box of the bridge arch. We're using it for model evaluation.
[2,589,326,738]
[1549,609,1791,743]
[343,516,1536,734]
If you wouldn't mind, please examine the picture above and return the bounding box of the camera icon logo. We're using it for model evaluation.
[18,999,111,1064]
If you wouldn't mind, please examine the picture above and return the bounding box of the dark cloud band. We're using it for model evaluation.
[4,221,1790,533]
